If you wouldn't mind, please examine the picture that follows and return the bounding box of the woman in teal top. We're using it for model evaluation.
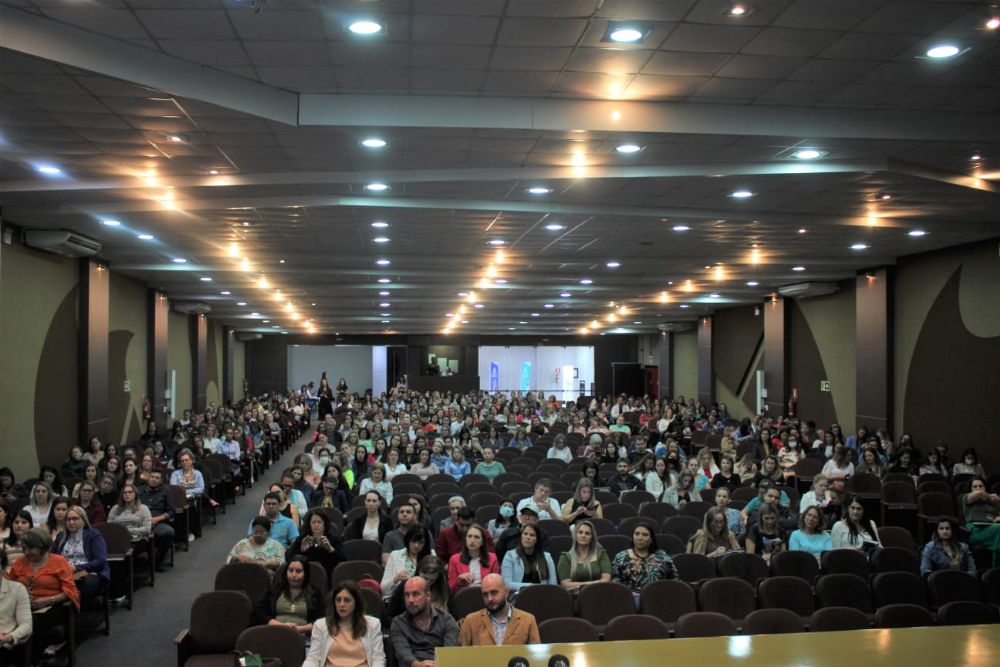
[788,505,832,561]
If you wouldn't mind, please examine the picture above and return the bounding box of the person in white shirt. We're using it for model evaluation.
[516,480,562,521]
[546,435,573,463]
[383,448,408,481]
[799,475,831,513]
[831,494,881,551]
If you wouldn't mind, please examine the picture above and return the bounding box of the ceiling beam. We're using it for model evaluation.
[888,159,1000,195]
[0,4,298,125]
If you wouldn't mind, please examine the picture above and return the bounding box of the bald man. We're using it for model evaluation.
[458,573,540,647]
[390,576,459,667]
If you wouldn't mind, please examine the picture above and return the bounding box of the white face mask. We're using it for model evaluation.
[319,456,331,465]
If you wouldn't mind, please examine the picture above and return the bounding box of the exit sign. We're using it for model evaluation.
[820,380,831,392]
[123,380,131,393]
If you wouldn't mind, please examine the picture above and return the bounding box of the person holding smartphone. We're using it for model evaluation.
[286,509,344,575]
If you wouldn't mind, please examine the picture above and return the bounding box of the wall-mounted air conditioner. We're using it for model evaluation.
[24,230,101,257]
[778,282,839,299]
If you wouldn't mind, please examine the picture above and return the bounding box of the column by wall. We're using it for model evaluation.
[658,331,673,400]
[191,313,207,411]
[763,296,789,418]
[856,268,892,432]
[697,316,714,406]
[78,259,109,443]
[223,326,235,405]
[147,290,169,431]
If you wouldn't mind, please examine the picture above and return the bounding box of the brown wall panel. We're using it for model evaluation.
[763,298,789,418]
[856,270,891,432]
[191,314,207,411]
[658,332,673,400]
[148,291,169,431]
[79,260,110,443]
[713,305,763,414]
[697,316,714,406]
[789,300,839,429]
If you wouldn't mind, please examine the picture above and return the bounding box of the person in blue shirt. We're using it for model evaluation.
[251,491,299,548]
[788,505,832,562]
[430,441,450,469]
[921,517,976,575]
[443,448,471,482]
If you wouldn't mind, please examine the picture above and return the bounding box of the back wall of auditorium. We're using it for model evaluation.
[2,237,998,478]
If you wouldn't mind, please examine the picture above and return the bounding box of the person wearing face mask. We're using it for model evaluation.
[777,434,802,479]
[487,501,517,541]
[953,447,987,479]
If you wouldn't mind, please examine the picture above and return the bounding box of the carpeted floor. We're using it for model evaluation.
[69,432,310,667]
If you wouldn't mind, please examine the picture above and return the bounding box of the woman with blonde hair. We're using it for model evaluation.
[561,478,604,524]
[557,520,611,592]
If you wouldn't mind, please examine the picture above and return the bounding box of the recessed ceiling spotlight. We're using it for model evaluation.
[378,278,390,283]
[746,281,759,287]
[137,233,154,240]
[242,221,251,227]
[615,144,642,154]
[379,290,390,296]
[376,259,391,266]
[278,259,285,264]
[381,312,390,317]
[220,291,231,295]
[798,228,807,234]
[727,3,748,16]
[730,190,754,199]
[679,304,690,309]
[579,279,593,285]
[474,303,484,309]
[101,219,121,226]
[172,257,187,263]
[365,182,389,192]
[36,164,63,176]
[606,261,621,268]
[262,320,269,324]
[494,279,507,284]
[987,16,1000,30]
[379,302,390,308]
[709,293,721,298]
[792,266,806,272]
[371,221,389,228]
[672,225,691,232]
[908,230,928,237]
[250,312,260,317]
[361,137,387,148]
[167,135,184,143]
[200,277,212,282]
[926,44,961,59]
[545,224,565,231]
[488,239,506,246]
[209,169,219,175]
[373,237,390,244]
[381,320,391,324]
[519,321,528,325]
[460,320,469,324]
[237,301,247,306]
[531,312,541,317]
[544,303,554,309]
[606,24,646,43]
[792,148,824,160]
[348,20,383,35]
[560,292,571,298]
[272,325,280,329]
[311,302,316,306]
[527,186,552,195]
[508,327,516,331]
[970,153,983,161]
[850,243,869,250]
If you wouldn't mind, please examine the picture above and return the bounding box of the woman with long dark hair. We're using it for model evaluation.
[501,523,556,591]
[317,377,334,421]
[286,509,345,574]
[447,524,498,594]
[831,494,881,552]
[257,555,325,637]
[303,580,385,667]
[921,517,975,575]
[381,525,431,596]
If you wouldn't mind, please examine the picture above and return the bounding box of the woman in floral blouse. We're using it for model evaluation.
[611,519,675,606]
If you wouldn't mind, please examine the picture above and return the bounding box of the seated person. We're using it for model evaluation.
[458,573,540,646]
[921,518,976,576]
[382,525,432,597]
[662,471,699,508]
[515,481,562,521]
[408,449,440,481]
[799,475,830,512]
[0,550,31,660]
[436,507,495,563]
[390,577,458,667]
[611,520,675,603]
[138,468,175,572]
[500,524,557,591]
[561,479,603,525]
[3,511,33,565]
[72,481,106,527]
[385,556,450,620]
[546,435,573,464]
[687,507,741,558]
[743,502,786,563]
[358,463,393,504]
[607,459,641,496]
[788,505,832,562]
[228,517,285,571]
[713,487,743,535]
[344,491,393,543]
[830,494,881,552]
[253,492,300,548]
[50,506,109,601]
[447,524,498,594]
[286,509,344,575]
[310,474,350,514]
[438,497,467,533]
[303,580,384,667]
[442,448,471,482]
[557,520,611,592]
[473,447,505,483]
[256,556,324,637]
[495,507,539,562]
[960,477,1000,567]
[486,501,517,542]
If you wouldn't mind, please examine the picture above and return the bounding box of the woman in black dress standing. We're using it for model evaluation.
[317,377,334,420]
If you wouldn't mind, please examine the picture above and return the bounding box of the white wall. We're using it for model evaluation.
[478,346,594,401]
[288,345,374,394]
[371,346,387,397]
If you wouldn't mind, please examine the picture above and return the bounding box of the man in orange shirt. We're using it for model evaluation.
[458,574,539,647]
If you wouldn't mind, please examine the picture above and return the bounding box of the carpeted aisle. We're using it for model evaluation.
[71,432,311,667]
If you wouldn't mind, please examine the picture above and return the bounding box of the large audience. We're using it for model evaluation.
[1,375,998,665]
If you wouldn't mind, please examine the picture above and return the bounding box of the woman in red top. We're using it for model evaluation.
[447,524,498,594]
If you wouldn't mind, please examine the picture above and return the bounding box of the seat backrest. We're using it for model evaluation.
[820,548,871,578]
[331,560,383,586]
[390,474,422,488]
[577,582,635,626]
[927,569,984,607]
[538,520,571,538]
[474,504,500,527]
[870,547,919,575]
[468,491,503,509]
[876,526,916,552]
[341,539,383,563]
[543,535,572,561]
[849,474,882,496]
[758,576,816,617]
[235,624,306,667]
[715,552,769,586]
[621,490,656,509]
[602,503,638,525]
[917,481,952,496]
[600,534,631,560]
[189,591,254,654]
[679,501,711,521]
[459,474,490,488]
[538,617,599,644]
[604,614,670,641]
[697,577,756,621]
[770,550,820,582]
[588,517,616,537]
[872,571,929,609]
[674,611,737,638]
[743,608,806,635]
[513,584,574,623]
[881,481,916,503]
[816,573,873,613]
[982,567,1000,606]
[809,606,870,632]
[639,580,696,623]
[874,603,935,629]
[936,601,998,626]
[671,553,716,584]
[359,586,383,622]
[93,521,132,554]
[662,515,702,543]
[917,491,954,517]
[657,533,686,556]
[638,502,677,523]
[214,562,273,604]
[731,487,758,503]
[451,585,485,620]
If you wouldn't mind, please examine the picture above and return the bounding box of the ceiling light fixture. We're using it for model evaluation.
[220,291,231,295]
[680,304,690,309]
[200,277,212,282]
[137,233,154,240]
[527,186,552,195]
[373,237,390,243]
[376,259,391,266]
[167,135,184,143]
[544,303,554,309]
[379,291,390,296]
[237,301,247,306]
[531,312,540,317]
[560,292,571,298]
[615,144,642,154]
[792,266,806,272]
[727,3,748,16]
[672,225,690,232]
[798,228,807,234]
[371,221,389,228]
[101,219,121,226]
[579,278,593,285]
[489,239,505,246]
[792,148,824,160]
[348,20,383,35]
[209,169,219,175]
[606,261,621,268]
[36,164,63,176]
[378,278,390,283]
[987,16,1000,30]
[172,258,187,263]
[379,302,390,308]
[494,278,508,285]
[607,24,646,43]
[850,243,869,250]
[730,190,754,199]
[926,44,961,59]
[545,224,565,231]
[361,137,387,148]
[747,281,759,287]
[908,230,928,237]
[970,153,982,161]
[365,182,389,192]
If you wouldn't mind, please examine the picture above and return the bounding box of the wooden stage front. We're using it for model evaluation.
[437,624,999,667]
